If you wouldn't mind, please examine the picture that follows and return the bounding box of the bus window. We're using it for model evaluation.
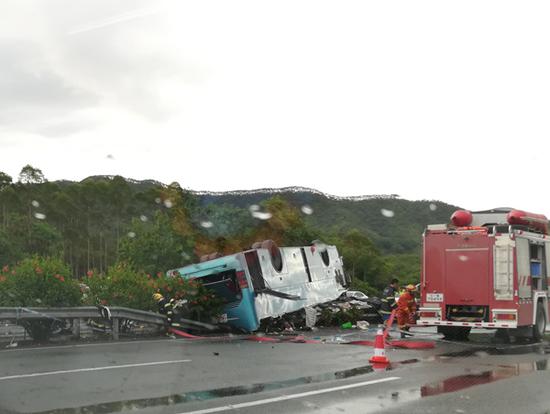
[200,270,242,304]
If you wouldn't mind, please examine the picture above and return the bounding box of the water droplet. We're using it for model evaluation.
[154,197,161,204]
[164,199,174,208]
[381,209,395,218]
[249,204,260,212]
[31,200,40,207]
[35,298,42,304]
[301,205,314,215]
[200,221,213,228]
[127,232,136,238]
[429,203,437,211]
[252,211,272,220]
[140,215,148,222]
[34,212,46,220]
[106,154,115,160]
[181,251,190,260]
[458,255,469,262]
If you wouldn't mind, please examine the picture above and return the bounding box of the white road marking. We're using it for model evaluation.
[0,338,174,353]
[180,377,400,414]
[0,359,191,381]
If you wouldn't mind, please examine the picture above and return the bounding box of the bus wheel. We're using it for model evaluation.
[261,240,283,272]
[533,304,546,342]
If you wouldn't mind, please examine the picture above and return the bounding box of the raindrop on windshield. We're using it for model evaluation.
[154,197,161,204]
[181,251,190,260]
[140,215,148,222]
[31,200,40,207]
[200,221,213,228]
[429,203,437,211]
[252,211,272,220]
[34,212,46,220]
[458,255,468,262]
[381,209,395,218]
[249,204,260,212]
[301,205,314,215]
[164,199,174,208]
[106,154,115,160]
[127,231,136,238]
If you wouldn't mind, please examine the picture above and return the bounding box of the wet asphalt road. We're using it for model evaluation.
[1,329,550,414]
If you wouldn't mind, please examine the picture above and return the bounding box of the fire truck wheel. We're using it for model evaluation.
[533,304,546,342]
[437,326,470,341]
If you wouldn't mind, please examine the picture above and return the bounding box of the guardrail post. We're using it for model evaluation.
[72,318,80,339]
[112,318,119,340]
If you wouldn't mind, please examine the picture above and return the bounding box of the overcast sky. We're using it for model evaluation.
[1,1,549,213]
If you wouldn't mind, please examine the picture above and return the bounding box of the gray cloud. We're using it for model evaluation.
[0,1,206,137]
[0,39,98,134]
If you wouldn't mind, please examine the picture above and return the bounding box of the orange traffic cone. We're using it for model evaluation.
[369,328,390,365]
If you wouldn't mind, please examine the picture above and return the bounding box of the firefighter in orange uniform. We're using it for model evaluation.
[396,284,417,338]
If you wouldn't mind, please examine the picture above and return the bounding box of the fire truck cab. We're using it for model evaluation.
[418,208,550,341]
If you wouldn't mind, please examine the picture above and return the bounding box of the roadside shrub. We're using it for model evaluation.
[349,278,379,297]
[0,257,81,307]
[84,263,224,320]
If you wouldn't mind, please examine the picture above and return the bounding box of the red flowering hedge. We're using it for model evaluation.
[84,263,224,320]
[0,257,81,307]
[0,258,224,322]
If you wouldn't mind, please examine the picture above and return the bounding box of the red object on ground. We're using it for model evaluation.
[244,335,280,342]
[451,210,473,227]
[168,327,203,339]
[507,209,548,234]
[388,340,435,349]
[369,328,390,364]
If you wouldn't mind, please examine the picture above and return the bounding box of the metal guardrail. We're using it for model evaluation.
[0,306,167,340]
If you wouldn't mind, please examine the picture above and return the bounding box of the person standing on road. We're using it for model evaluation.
[153,292,176,326]
[380,278,399,325]
[396,284,417,338]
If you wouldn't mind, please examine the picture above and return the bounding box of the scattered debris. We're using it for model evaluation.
[356,320,370,330]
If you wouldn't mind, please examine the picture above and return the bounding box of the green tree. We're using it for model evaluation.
[384,253,421,285]
[330,229,388,289]
[18,165,46,184]
[0,172,12,190]
[119,211,193,275]
[254,196,320,246]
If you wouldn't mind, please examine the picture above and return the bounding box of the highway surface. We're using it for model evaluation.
[1,329,549,414]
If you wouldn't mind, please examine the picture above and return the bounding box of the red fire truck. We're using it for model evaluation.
[418,208,550,341]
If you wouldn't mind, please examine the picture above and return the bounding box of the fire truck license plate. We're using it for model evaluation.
[426,293,444,302]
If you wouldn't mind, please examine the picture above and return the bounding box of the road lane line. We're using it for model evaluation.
[180,377,400,414]
[0,338,175,353]
[0,359,191,381]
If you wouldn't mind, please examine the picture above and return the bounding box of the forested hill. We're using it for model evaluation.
[195,188,459,254]
[0,167,460,289]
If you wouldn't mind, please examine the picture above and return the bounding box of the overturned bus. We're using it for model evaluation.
[167,241,347,332]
